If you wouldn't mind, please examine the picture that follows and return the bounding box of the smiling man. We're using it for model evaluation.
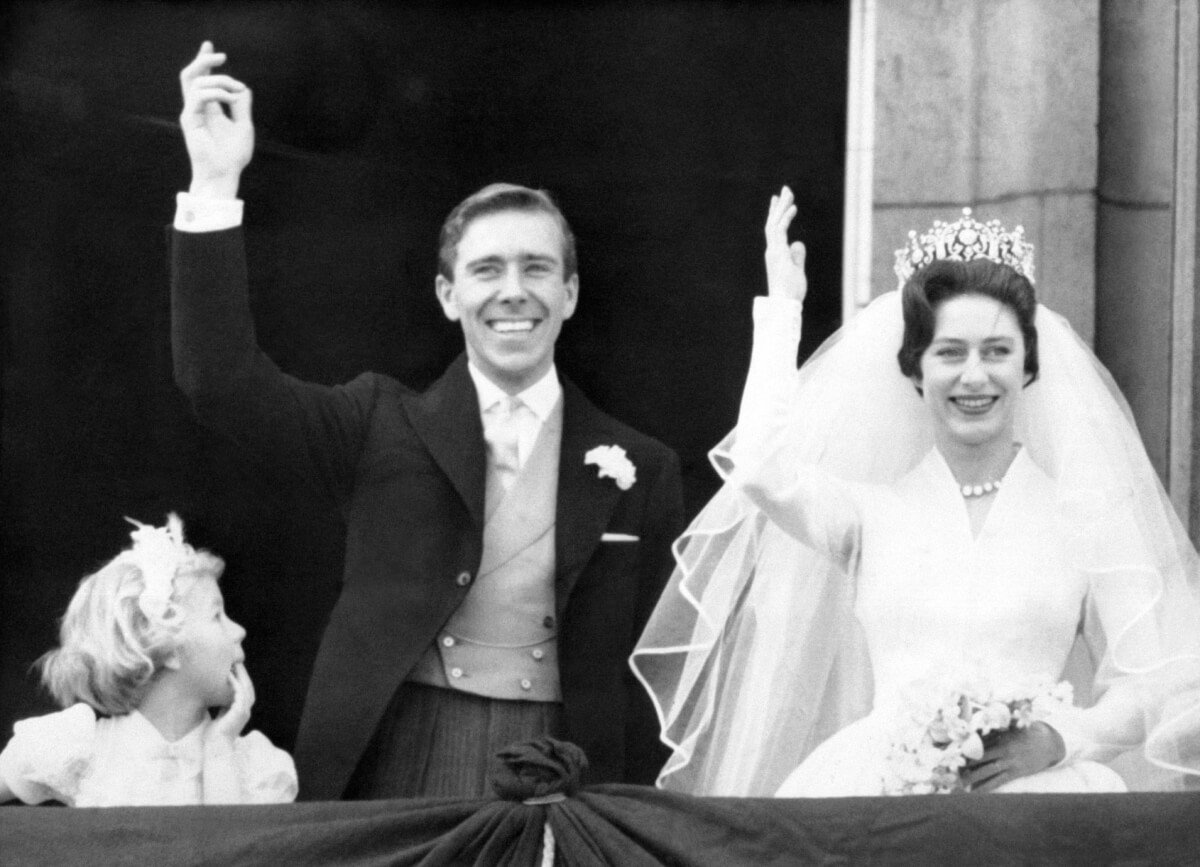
[169,43,684,800]
[435,191,579,394]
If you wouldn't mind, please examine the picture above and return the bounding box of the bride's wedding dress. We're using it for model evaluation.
[771,447,1126,796]
[633,292,1200,796]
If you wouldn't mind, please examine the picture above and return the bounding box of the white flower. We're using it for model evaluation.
[960,731,985,761]
[971,701,1013,735]
[125,513,190,623]
[882,673,1074,795]
[585,445,637,491]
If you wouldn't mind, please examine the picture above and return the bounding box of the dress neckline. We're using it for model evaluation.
[126,709,208,754]
[923,446,1029,542]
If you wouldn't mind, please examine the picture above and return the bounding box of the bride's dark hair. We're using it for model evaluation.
[896,258,1040,385]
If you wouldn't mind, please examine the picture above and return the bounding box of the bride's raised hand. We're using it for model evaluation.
[764,185,808,303]
[179,41,254,198]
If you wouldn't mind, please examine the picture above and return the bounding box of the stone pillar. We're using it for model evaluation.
[848,0,1099,337]
[1097,0,1198,530]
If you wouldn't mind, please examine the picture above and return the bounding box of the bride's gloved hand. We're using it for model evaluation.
[764,186,808,303]
[963,721,1066,792]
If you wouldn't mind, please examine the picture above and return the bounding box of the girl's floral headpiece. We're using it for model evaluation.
[124,513,192,623]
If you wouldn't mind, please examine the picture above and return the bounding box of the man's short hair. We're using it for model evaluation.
[437,183,578,281]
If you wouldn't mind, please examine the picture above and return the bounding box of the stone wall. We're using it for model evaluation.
[856,0,1200,539]
[1096,0,1179,486]
[866,0,1099,337]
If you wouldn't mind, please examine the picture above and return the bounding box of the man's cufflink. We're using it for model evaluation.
[601,533,640,542]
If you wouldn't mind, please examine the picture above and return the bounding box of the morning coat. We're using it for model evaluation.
[170,227,685,800]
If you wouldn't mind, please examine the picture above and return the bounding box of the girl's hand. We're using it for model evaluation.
[178,41,254,198]
[207,662,255,749]
[764,186,808,302]
[963,721,1066,792]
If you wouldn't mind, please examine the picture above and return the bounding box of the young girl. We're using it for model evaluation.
[0,514,298,806]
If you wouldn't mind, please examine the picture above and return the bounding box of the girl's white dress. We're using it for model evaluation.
[0,704,298,806]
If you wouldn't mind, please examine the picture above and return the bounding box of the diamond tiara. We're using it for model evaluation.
[893,208,1036,289]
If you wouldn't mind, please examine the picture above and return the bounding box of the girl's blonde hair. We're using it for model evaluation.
[37,526,224,716]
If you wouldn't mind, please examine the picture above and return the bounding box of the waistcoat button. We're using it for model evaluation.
[455,571,472,587]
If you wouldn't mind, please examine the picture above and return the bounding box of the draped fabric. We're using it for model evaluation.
[4,789,1200,865]
[9,734,1200,864]
[6,737,1199,864]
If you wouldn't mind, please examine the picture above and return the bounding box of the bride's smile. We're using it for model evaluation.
[949,394,998,412]
[917,294,1027,450]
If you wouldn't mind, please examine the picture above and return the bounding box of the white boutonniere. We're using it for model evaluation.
[584,444,637,491]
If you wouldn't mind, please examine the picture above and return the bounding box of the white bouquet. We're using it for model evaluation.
[882,674,1073,795]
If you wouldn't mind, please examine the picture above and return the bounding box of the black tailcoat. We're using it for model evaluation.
[171,228,684,799]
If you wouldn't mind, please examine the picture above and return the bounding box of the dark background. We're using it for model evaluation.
[1,1,848,755]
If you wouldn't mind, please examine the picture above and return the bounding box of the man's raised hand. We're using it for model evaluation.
[179,41,254,199]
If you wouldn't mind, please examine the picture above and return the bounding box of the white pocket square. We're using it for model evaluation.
[601,533,640,543]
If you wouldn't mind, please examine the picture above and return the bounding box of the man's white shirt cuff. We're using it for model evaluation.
[174,192,244,232]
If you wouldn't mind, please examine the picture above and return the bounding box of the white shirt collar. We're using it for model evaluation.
[467,362,562,423]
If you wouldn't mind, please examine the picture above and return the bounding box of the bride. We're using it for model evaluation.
[631,188,1200,796]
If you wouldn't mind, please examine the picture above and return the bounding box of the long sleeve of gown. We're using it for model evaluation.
[730,296,862,572]
[1045,622,1161,771]
[1048,518,1195,768]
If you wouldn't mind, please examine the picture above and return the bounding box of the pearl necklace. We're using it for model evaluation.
[960,478,1002,498]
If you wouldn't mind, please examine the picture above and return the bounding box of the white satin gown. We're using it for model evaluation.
[736,297,1132,796]
[770,448,1126,795]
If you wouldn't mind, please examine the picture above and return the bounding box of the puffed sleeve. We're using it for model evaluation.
[0,704,97,805]
[233,730,298,803]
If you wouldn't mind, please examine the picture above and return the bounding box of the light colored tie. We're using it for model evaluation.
[488,397,526,491]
